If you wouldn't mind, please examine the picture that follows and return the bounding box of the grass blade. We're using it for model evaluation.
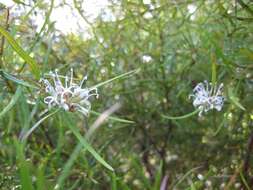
[240,171,251,190]
[111,172,117,190]
[91,68,140,89]
[0,85,22,120]
[55,143,82,190]
[90,110,135,124]
[153,161,163,190]
[15,140,34,190]
[56,104,120,188]
[0,70,38,89]
[162,109,199,120]
[20,109,59,141]
[67,123,114,171]
[36,164,48,190]
[131,157,151,189]
[172,166,202,189]
[0,26,40,78]
[228,87,246,111]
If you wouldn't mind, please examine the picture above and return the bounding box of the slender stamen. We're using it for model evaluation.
[40,69,98,116]
[80,75,87,87]
[190,81,225,116]
[65,75,69,88]
[70,68,73,86]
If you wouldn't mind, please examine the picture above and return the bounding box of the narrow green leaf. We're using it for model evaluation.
[55,143,82,190]
[231,97,246,110]
[131,157,151,189]
[21,109,59,141]
[0,85,22,120]
[228,87,246,111]
[91,68,140,89]
[153,161,163,190]
[67,124,114,171]
[0,70,38,89]
[69,179,81,190]
[90,110,135,124]
[162,109,199,120]
[15,140,34,190]
[111,172,117,190]
[0,26,40,78]
[212,118,226,136]
[172,166,202,189]
[36,164,47,190]
[240,171,251,190]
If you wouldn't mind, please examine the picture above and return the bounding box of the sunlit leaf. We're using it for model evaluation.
[0,26,40,78]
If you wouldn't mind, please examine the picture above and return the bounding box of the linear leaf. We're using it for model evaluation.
[162,109,199,120]
[90,110,135,124]
[67,123,114,171]
[0,70,38,89]
[15,140,34,190]
[55,143,82,190]
[20,109,59,141]
[91,68,140,89]
[172,166,202,189]
[0,85,22,120]
[0,26,40,78]
[228,87,246,111]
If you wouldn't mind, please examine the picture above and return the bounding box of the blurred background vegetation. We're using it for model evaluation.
[0,0,253,189]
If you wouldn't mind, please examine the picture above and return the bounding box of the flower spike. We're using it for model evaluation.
[189,81,225,116]
[40,69,98,116]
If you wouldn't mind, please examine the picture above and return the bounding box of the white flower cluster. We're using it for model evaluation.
[39,69,98,116]
[189,81,225,116]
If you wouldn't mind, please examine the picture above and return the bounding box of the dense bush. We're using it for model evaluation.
[0,0,253,189]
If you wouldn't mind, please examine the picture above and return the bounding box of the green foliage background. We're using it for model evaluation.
[0,0,253,189]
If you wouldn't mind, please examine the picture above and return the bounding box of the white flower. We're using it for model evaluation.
[39,69,98,116]
[189,81,225,116]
